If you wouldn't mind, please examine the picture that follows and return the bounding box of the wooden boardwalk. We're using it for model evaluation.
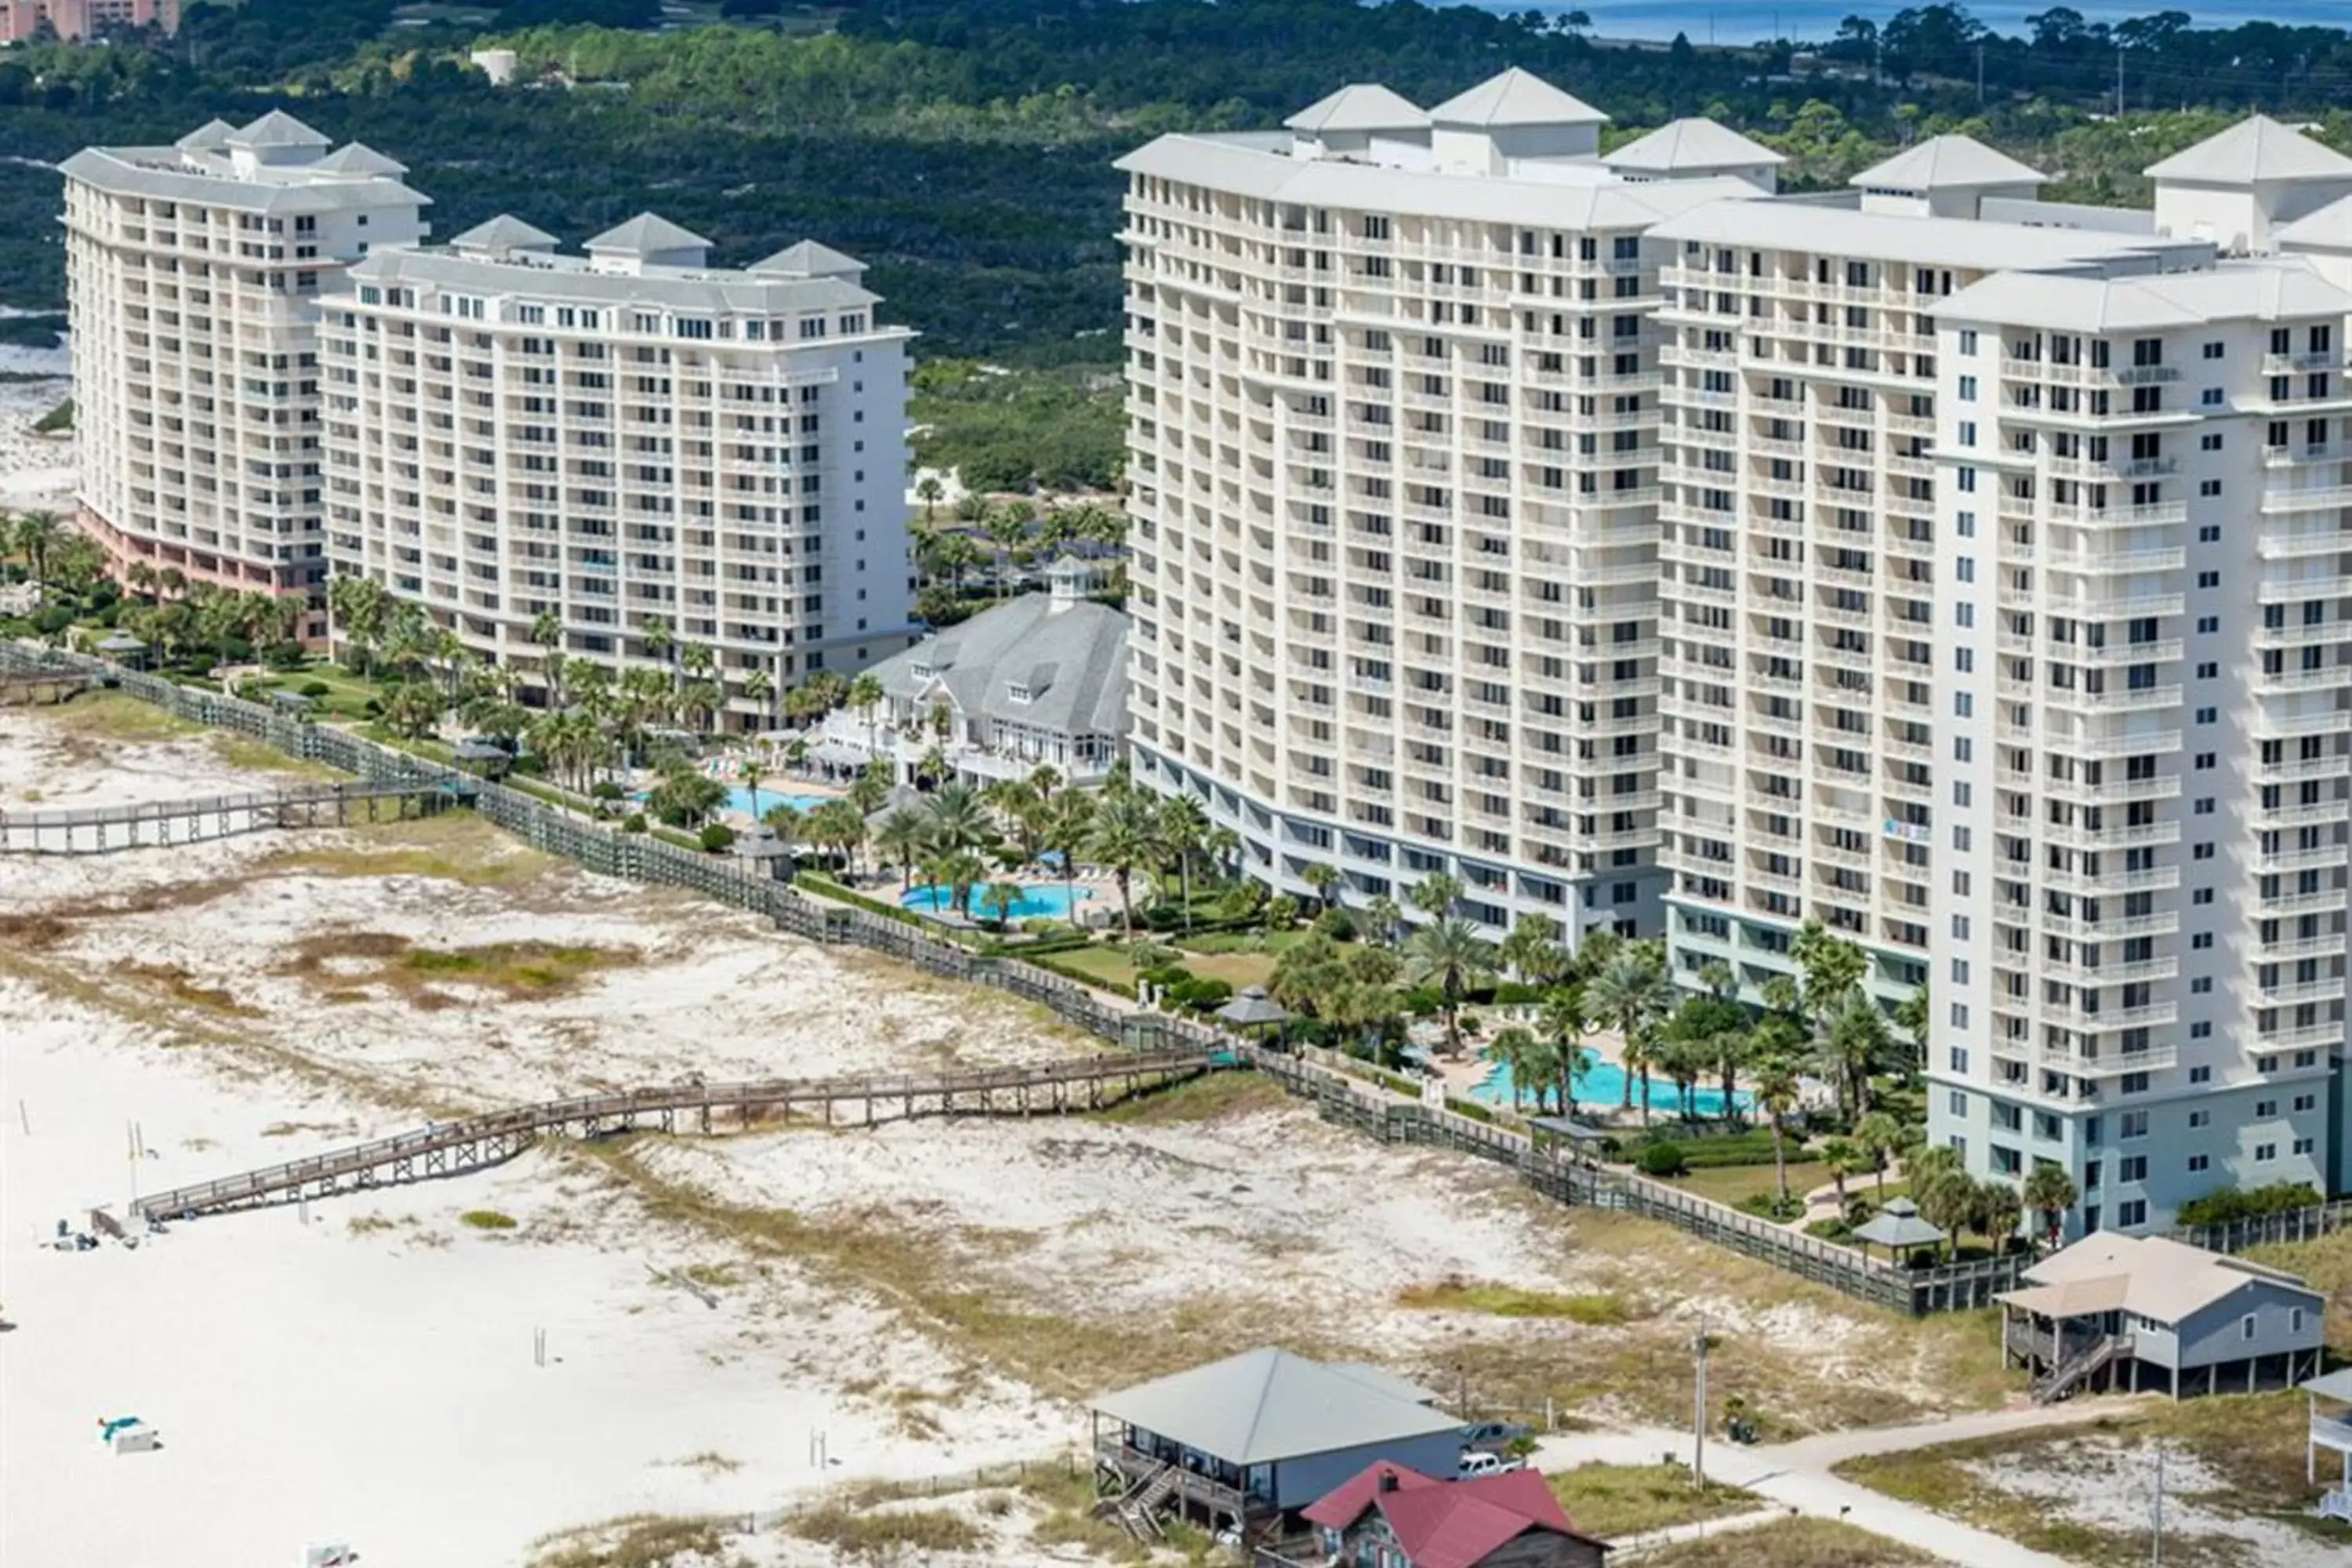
[0,779,469,854]
[130,1048,1228,1222]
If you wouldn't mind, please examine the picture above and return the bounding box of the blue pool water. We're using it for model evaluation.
[902,882,1091,920]
[1474,1047,1752,1116]
[724,788,833,817]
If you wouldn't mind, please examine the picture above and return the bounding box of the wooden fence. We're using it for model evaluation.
[0,641,2117,1317]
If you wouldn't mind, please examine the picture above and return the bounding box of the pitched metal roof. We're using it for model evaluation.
[1650,200,2159,271]
[1283,83,1428,134]
[585,212,712,255]
[445,214,559,253]
[344,245,883,315]
[1428,67,1606,129]
[1303,1461,1596,1568]
[175,118,236,151]
[1852,134,2045,191]
[312,142,406,176]
[1089,1348,1465,1464]
[752,239,866,278]
[2146,114,2352,186]
[1943,258,2352,332]
[1606,118,1785,173]
[230,110,332,151]
[2006,1232,2323,1323]
[873,588,1127,739]
[57,147,430,217]
[2278,190,2352,249]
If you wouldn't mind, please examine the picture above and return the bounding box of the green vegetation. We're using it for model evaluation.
[527,1512,730,1568]
[2176,1181,2325,1229]
[1396,1279,1635,1324]
[31,397,71,434]
[460,1208,518,1229]
[911,360,1123,494]
[786,1502,982,1560]
[1543,1463,1755,1541]
[2245,1229,2352,1354]
[1095,1069,1287,1124]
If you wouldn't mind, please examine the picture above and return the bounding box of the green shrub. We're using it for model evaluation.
[299,681,331,699]
[1138,964,1192,989]
[1636,1141,1687,1178]
[592,780,626,802]
[699,822,738,853]
[459,1209,517,1230]
[622,811,648,833]
[1737,1192,1806,1221]
[32,605,71,634]
[1402,985,1446,1015]
[1163,977,1233,1011]
[2176,1181,2324,1228]
[1142,902,1185,931]
[1492,982,1544,1006]
[1312,907,1356,941]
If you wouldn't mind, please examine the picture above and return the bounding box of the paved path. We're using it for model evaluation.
[1535,1398,2145,1566]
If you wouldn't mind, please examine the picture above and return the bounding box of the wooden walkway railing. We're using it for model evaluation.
[0,778,466,853]
[131,1048,1227,1222]
[5,641,2035,1315]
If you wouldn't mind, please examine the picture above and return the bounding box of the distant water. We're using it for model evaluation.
[1474,2,2347,45]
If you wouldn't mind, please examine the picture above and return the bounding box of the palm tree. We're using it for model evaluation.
[2022,1163,2078,1251]
[1408,872,1461,920]
[1044,790,1096,914]
[125,561,158,603]
[846,767,889,818]
[1499,912,1565,986]
[1586,942,1673,1120]
[985,503,1031,597]
[1537,985,1590,1115]
[924,848,989,916]
[1818,989,1890,1120]
[745,664,775,730]
[639,615,675,681]
[1362,893,1404,947]
[1085,787,1163,934]
[1156,794,1210,931]
[1820,1137,1864,1210]
[845,670,885,757]
[1892,978,1931,1076]
[1402,915,1493,1059]
[1853,1110,1903,1198]
[915,474,945,519]
[739,758,766,819]
[13,510,63,585]
[1752,1051,1802,1210]
[1980,1181,2025,1256]
[1300,861,1341,913]
[874,808,930,891]
[760,802,805,858]
[923,782,993,855]
[1489,1026,1541,1112]
[978,880,1025,929]
[1916,1167,1980,1261]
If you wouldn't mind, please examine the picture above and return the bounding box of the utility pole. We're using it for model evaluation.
[1691,1316,1710,1487]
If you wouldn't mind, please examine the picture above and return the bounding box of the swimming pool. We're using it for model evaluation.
[724,787,834,817]
[1472,1047,1752,1117]
[902,882,1092,920]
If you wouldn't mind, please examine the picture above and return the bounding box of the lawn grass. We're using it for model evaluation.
[1543,1462,1755,1540]
[1047,944,1138,991]
[1180,949,1281,989]
[1672,1160,1831,1208]
[1396,1279,1639,1324]
[1835,1393,2347,1566]
[1639,1517,1933,1566]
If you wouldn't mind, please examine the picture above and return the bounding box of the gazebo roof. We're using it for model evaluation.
[1852,1196,1946,1249]
[452,738,507,760]
[1527,1115,1612,1143]
[733,826,797,860]
[96,632,145,652]
[1214,985,1290,1027]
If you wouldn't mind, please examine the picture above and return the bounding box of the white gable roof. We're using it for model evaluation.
[2279,190,2352,250]
[585,212,711,256]
[1606,118,1785,174]
[229,110,331,151]
[2145,114,2352,187]
[1428,67,1605,129]
[1853,134,2045,192]
[1944,258,2352,332]
[1284,83,1428,135]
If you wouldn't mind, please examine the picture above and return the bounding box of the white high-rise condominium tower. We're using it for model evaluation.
[1119,71,1784,942]
[318,216,915,724]
[61,113,430,633]
[1122,84,2352,1230]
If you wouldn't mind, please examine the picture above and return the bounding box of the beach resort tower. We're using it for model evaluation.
[60,113,429,637]
[316,221,917,728]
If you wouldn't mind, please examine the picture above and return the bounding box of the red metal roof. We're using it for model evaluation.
[1300,1461,1599,1568]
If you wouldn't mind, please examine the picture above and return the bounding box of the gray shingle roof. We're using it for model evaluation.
[344,245,884,315]
[1943,258,2352,332]
[176,118,237,151]
[874,587,1127,739]
[2146,114,2352,186]
[1089,1348,1465,1465]
[1284,83,1429,135]
[57,147,431,217]
[586,212,712,256]
[2002,1232,2323,1323]
[1427,67,1606,129]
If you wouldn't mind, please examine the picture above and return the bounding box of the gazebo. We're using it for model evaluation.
[1852,1196,1946,1264]
[452,738,510,777]
[96,631,146,668]
[1214,985,1290,1046]
[732,824,800,882]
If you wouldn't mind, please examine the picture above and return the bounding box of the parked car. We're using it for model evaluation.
[1455,1450,1524,1479]
[1458,1419,1531,1454]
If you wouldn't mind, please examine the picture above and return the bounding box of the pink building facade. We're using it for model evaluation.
[1,0,179,42]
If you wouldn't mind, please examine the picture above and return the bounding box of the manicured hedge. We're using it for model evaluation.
[795,872,921,927]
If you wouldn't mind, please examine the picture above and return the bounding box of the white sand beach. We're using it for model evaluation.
[0,327,74,510]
